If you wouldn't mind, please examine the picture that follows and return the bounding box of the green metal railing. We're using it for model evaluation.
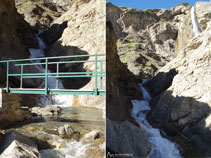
[0,54,105,96]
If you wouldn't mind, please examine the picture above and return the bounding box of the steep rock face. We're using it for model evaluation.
[106,23,142,121]
[0,0,37,59]
[148,18,211,156]
[44,0,106,109]
[15,0,72,29]
[107,2,190,79]
[175,2,211,56]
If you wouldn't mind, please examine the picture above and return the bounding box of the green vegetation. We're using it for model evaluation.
[142,9,153,14]
[159,18,166,23]
[117,39,139,48]
[16,1,55,18]
[181,2,190,7]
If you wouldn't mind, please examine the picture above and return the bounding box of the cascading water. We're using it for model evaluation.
[29,31,73,107]
[131,83,181,158]
[191,6,202,36]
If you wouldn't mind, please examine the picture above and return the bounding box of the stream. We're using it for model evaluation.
[13,32,105,157]
[6,106,104,158]
[131,82,181,158]
[29,31,73,107]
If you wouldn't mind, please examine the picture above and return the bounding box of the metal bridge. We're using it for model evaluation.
[0,54,105,96]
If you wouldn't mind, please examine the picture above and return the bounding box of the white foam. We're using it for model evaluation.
[29,32,73,107]
[131,83,181,158]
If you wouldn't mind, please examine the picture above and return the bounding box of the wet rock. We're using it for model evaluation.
[58,124,80,140]
[82,130,100,142]
[106,118,151,157]
[0,130,40,158]
[31,106,61,116]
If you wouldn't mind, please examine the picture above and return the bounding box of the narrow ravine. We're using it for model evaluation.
[29,31,73,107]
[131,82,181,158]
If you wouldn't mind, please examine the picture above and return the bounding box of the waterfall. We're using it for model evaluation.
[131,83,181,158]
[29,31,73,107]
[191,6,202,36]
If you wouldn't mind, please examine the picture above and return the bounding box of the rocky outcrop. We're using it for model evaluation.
[15,0,72,29]
[106,22,142,121]
[106,118,151,157]
[0,0,37,59]
[107,2,190,79]
[42,0,106,109]
[147,7,211,155]
[0,130,40,158]
[175,2,211,56]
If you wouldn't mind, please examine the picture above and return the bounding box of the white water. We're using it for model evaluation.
[131,83,181,158]
[191,6,202,36]
[29,32,73,107]
[38,132,88,158]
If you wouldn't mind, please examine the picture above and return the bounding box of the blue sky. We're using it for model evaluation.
[107,0,210,10]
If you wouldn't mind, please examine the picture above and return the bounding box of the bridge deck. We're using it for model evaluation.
[5,88,105,96]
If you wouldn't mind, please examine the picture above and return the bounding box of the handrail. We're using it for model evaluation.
[0,54,106,96]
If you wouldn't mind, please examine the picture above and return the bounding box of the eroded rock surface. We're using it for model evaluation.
[107,2,190,79]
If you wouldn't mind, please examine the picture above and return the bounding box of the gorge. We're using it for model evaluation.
[106,1,211,157]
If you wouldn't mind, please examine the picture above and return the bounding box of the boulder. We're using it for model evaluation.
[106,118,151,157]
[57,124,80,140]
[0,130,40,158]
[82,130,100,142]
[31,106,61,116]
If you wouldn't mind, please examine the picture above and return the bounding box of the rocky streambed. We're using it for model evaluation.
[0,106,105,158]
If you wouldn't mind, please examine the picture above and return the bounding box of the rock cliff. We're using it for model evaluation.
[43,0,106,109]
[0,0,37,59]
[15,0,72,29]
[107,2,190,79]
[144,2,211,156]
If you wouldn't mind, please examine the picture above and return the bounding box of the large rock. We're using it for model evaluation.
[0,130,40,158]
[31,106,61,116]
[0,0,37,59]
[106,118,151,157]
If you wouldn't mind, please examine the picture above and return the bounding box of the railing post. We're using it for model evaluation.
[100,61,103,90]
[45,58,48,95]
[20,65,23,88]
[94,55,98,96]
[56,62,59,89]
[6,61,9,93]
